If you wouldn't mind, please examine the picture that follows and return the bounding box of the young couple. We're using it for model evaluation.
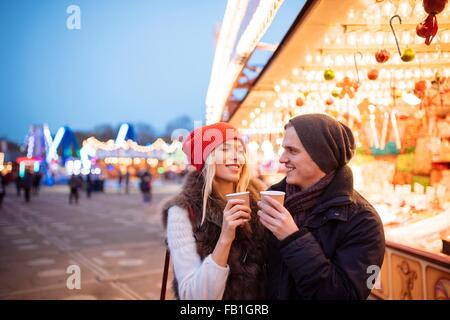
[162,113,385,300]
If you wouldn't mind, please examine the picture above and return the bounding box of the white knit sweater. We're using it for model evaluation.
[166,205,230,300]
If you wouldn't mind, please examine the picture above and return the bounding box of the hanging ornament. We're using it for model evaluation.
[296,97,304,107]
[390,15,415,62]
[435,72,444,83]
[414,80,428,98]
[401,48,416,62]
[325,98,334,106]
[331,88,340,98]
[323,68,335,81]
[415,80,428,91]
[424,0,448,12]
[368,69,379,80]
[417,0,448,45]
[375,49,390,63]
[337,77,359,99]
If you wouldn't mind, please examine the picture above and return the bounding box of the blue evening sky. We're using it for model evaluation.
[1,0,305,143]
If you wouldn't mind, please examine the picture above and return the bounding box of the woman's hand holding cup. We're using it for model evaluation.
[220,196,251,243]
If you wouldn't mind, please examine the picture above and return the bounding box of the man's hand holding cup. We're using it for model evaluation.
[257,191,299,241]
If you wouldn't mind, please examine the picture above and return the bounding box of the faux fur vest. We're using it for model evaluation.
[162,170,268,300]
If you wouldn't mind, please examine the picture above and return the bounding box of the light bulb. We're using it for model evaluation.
[414,69,421,79]
[274,100,281,108]
[335,54,344,66]
[398,0,412,17]
[382,1,395,17]
[376,31,384,46]
[442,30,450,43]
[347,32,357,46]
[363,31,371,45]
[444,68,449,77]
[348,9,356,20]
[402,30,411,45]
[413,1,426,19]
[315,72,322,81]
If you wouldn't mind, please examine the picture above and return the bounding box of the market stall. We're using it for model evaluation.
[208,0,450,299]
[81,136,186,179]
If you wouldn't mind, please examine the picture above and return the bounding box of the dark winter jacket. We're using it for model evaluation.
[266,165,385,299]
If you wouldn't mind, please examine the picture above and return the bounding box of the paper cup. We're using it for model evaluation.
[225,191,251,231]
[260,191,285,206]
[225,191,250,207]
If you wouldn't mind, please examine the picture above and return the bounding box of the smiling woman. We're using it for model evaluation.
[161,122,268,300]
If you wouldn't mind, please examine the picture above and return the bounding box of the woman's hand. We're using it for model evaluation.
[219,199,251,244]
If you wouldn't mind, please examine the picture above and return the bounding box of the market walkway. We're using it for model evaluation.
[0,181,181,300]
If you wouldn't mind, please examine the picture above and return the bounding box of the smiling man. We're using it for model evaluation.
[257,113,385,299]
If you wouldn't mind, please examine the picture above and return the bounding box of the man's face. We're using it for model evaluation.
[279,126,326,189]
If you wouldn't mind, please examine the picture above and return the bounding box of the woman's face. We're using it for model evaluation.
[214,140,246,183]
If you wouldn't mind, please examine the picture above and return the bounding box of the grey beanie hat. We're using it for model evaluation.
[288,114,356,174]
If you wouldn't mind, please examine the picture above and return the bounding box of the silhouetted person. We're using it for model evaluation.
[139,170,152,202]
[68,174,82,204]
[0,174,5,209]
[118,170,123,193]
[124,170,130,194]
[22,169,33,203]
[15,172,22,197]
[85,173,93,198]
[32,171,42,195]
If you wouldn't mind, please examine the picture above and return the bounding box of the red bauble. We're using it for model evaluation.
[417,0,447,45]
[325,98,334,106]
[296,97,304,107]
[415,80,427,91]
[423,0,447,14]
[375,49,390,63]
[368,69,379,80]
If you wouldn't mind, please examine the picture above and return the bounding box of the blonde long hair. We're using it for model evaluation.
[200,145,251,225]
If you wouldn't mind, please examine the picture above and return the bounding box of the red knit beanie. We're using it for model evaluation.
[182,122,242,171]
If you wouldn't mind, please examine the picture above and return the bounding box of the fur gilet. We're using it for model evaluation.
[162,170,268,300]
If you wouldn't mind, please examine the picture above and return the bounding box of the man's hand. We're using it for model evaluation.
[257,196,299,240]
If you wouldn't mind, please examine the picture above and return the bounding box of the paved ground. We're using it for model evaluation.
[0,180,180,300]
